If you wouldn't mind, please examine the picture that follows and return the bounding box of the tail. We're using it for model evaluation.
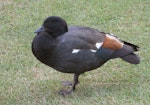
[121,53,140,64]
[111,41,140,64]
[122,40,140,51]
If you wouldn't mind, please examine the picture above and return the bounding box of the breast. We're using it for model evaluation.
[32,33,56,67]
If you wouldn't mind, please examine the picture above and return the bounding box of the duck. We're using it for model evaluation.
[32,16,140,95]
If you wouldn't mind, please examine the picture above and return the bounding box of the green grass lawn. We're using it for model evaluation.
[0,0,150,104]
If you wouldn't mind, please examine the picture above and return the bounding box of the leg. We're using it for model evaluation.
[72,73,80,92]
[62,74,79,86]
[59,73,80,95]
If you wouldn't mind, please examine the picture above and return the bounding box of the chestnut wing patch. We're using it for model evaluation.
[102,34,124,50]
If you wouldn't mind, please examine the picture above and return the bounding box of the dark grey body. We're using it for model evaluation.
[32,26,140,74]
[32,16,140,94]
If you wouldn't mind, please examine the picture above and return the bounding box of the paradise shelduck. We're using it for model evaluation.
[32,16,140,95]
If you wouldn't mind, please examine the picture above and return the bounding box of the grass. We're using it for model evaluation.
[0,0,150,104]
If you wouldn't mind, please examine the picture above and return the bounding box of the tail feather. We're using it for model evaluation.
[110,41,140,64]
[121,53,140,64]
[111,44,136,58]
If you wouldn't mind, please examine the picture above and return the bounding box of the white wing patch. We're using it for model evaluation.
[106,34,116,39]
[109,33,115,36]
[95,42,103,49]
[72,49,80,53]
[90,49,97,53]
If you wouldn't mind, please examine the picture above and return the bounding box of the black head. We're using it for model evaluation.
[35,16,68,37]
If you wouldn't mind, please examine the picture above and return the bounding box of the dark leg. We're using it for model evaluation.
[72,73,80,92]
[59,73,80,95]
